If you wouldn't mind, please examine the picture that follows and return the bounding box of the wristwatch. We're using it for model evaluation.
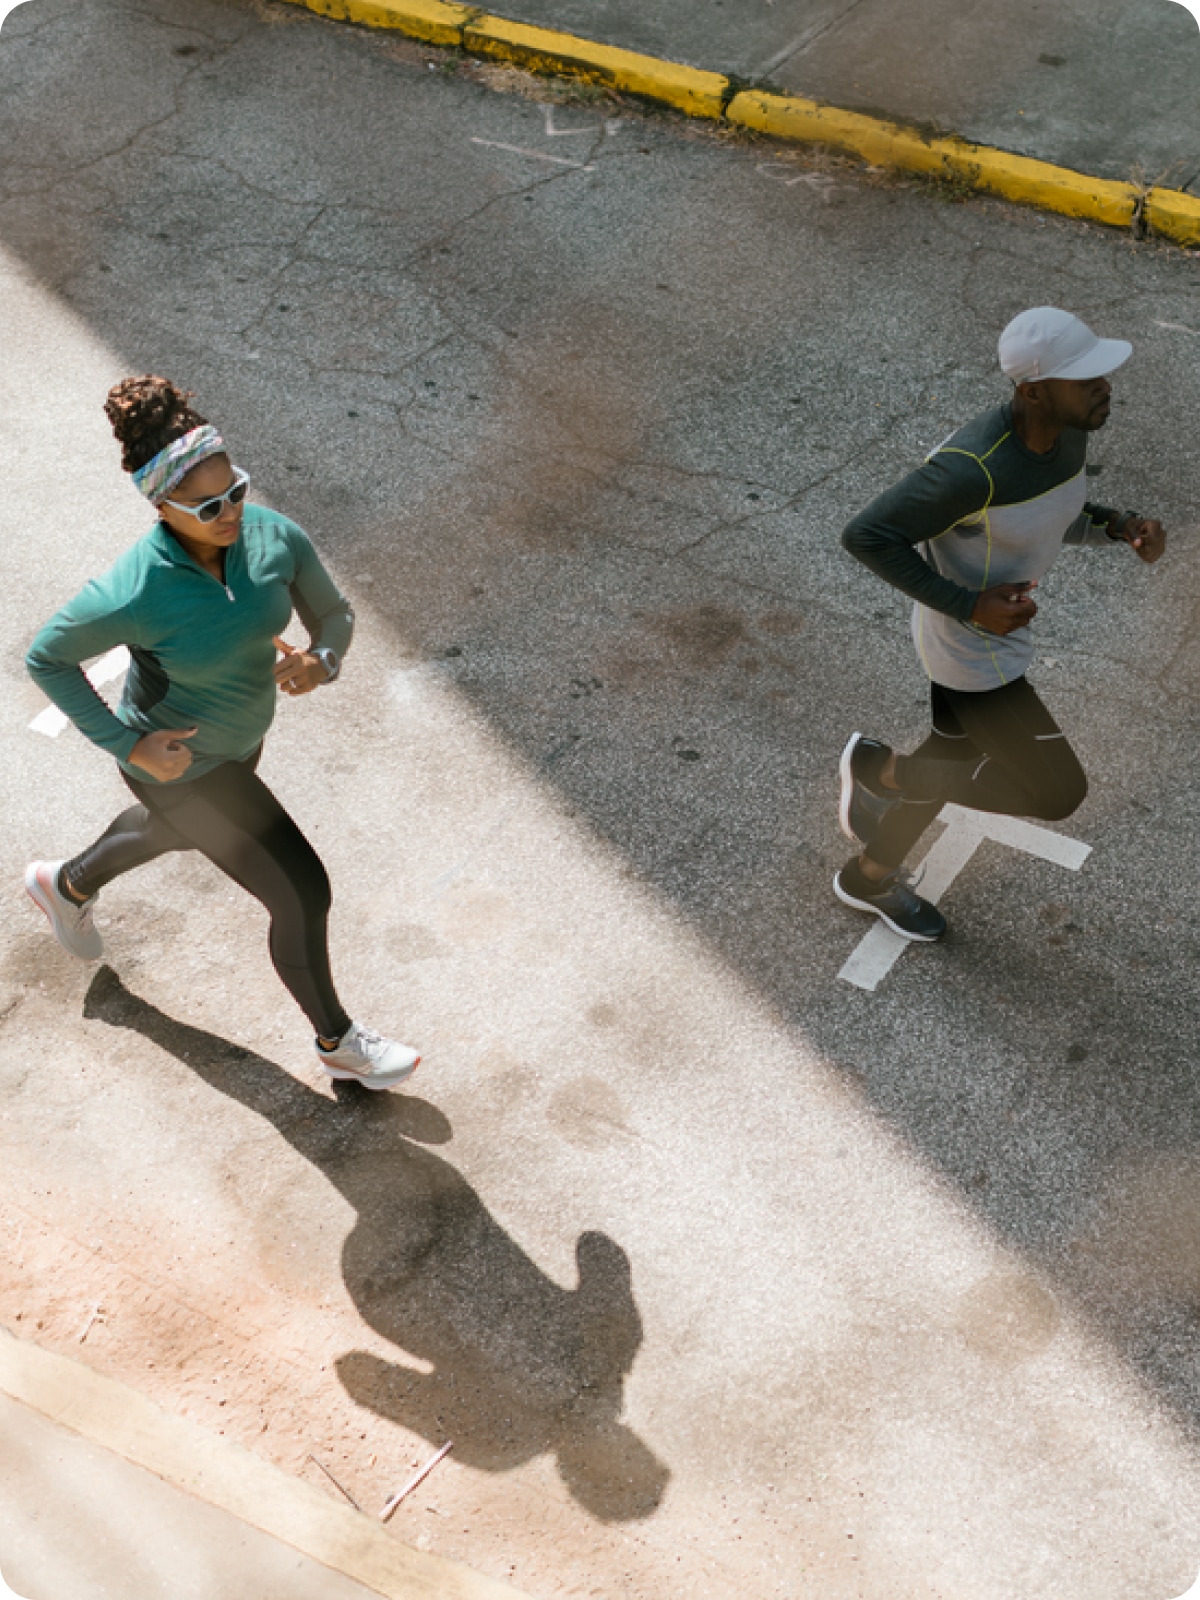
[1108,510,1139,541]
[311,646,340,683]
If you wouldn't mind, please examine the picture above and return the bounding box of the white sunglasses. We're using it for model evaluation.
[160,466,250,523]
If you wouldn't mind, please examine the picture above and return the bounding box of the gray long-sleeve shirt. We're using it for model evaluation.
[842,403,1116,691]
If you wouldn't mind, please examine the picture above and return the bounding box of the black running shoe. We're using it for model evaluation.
[834,858,946,942]
[838,732,900,846]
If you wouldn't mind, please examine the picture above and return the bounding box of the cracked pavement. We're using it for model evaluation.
[2,2,1200,1598]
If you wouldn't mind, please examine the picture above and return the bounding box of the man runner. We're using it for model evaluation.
[836,306,1166,941]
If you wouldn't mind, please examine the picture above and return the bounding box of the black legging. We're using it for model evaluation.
[64,748,351,1041]
[867,676,1088,870]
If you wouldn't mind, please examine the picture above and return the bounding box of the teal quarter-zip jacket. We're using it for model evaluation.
[26,504,353,784]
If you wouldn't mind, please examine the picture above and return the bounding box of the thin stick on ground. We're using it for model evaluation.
[380,1441,453,1523]
[306,1452,362,1513]
[78,1305,105,1344]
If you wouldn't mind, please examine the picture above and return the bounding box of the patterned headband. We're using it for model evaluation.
[131,424,227,504]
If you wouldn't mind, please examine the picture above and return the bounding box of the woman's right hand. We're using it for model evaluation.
[128,726,197,782]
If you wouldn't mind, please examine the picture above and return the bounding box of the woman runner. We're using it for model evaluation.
[24,375,419,1091]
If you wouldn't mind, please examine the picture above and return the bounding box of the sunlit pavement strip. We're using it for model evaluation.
[28,646,128,738]
[839,804,1092,992]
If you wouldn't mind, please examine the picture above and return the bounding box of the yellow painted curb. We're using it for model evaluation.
[0,1325,530,1600]
[461,14,728,119]
[284,0,475,49]
[1144,184,1200,247]
[727,89,1141,231]
[282,0,727,117]
[281,0,1197,245]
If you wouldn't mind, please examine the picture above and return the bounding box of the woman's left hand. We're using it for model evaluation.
[273,636,329,696]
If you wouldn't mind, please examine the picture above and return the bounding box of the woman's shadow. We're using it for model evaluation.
[83,967,668,1521]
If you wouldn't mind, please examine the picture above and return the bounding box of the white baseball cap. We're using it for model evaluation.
[998,306,1131,384]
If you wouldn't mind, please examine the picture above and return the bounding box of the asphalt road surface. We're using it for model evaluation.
[1,3,1199,1598]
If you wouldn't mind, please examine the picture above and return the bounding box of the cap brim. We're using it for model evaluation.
[1046,337,1132,381]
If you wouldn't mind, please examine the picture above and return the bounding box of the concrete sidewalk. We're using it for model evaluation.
[473,0,1200,192]
[0,1391,390,1600]
[0,1329,526,1600]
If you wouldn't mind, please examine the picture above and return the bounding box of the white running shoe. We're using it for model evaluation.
[316,1023,420,1091]
[24,859,103,962]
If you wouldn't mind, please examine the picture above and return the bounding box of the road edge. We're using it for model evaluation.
[0,1323,530,1600]
[279,0,1200,247]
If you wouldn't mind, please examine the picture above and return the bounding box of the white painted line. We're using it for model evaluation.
[470,137,595,171]
[838,921,912,992]
[904,805,991,892]
[28,646,130,737]
[756,162,840,196]
[838,815,983,993]
[29,706,70,737]
[940,802,1091,872]
[0,1325,529,1600]
[838,803,1091,993]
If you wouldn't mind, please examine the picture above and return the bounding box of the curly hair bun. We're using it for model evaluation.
[104,375,209,474]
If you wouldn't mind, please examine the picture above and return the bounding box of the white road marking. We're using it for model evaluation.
[756,163,840,199]
[1154,318,1200,337]
[838,802,1091,992]
[470,138,595,171]
[28,645,130,738]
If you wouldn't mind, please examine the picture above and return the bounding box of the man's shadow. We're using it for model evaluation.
[83,967,668,1521]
